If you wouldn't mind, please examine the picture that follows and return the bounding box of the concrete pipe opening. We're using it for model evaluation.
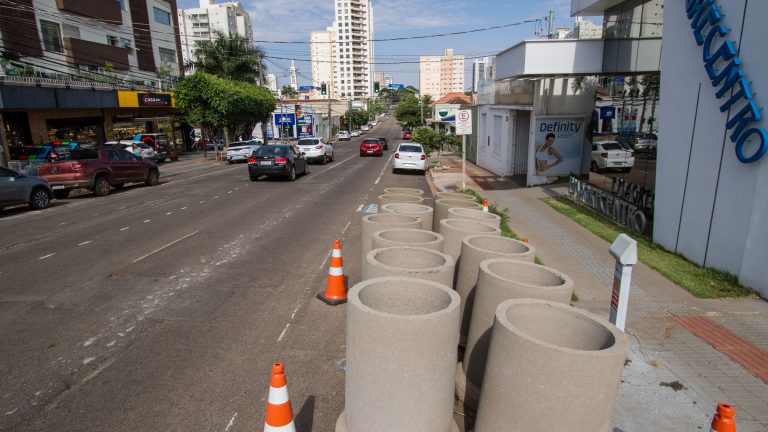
[464,235,533,258]
[433,199,483,232]
[373,228,444,251]
[447,208,501,228]
[439,219,501,260]
[357,278,454,316]
[473,299,627,432]
[484,259,569,290]
[383,187,425,197]
[435,191,475,201]
[380,203,434,231]
[362,214,422,258]
[379,194,425,207]
[363,247,455,288]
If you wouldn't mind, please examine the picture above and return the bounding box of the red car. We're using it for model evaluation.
[359,139,383,157]
[402,131,412,139]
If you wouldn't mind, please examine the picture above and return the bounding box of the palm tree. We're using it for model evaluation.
[185,31,266,84]
[281,85,299,99]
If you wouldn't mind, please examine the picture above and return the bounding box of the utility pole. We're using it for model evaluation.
[420,94,424,126]
[547,9,555,39]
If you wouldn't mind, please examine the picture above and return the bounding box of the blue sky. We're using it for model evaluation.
[177,0,578,89]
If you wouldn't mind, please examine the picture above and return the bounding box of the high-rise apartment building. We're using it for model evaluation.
[566,16,603,39]
[178,0,253,66]
[419,49,465,100]
[310,27,336,98]
[265,73,278,93]
[331,0,374,99]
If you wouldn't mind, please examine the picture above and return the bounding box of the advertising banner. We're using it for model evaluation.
[434,104,458,122]
[297,115,314,138]
[533,117,585,176]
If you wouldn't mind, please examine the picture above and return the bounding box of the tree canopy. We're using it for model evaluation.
[345,109,370,128]
[395,94,423,128]
[185,31,265,84]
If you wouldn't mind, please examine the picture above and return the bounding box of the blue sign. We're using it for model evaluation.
[612,77,625,84]
[387,84,405,89]
[299,86,315,91]
[686,0,767,163]
[600,106,616,120]
[274,113,296,126]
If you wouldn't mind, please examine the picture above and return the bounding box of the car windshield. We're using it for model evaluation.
[600,143,623,150]
[254,146,288,155]
[298,139,317,146]
[399,145,422,152]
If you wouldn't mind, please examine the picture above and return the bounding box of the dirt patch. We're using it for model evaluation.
[660,381,687,391]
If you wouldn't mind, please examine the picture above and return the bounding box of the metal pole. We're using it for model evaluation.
[462,134,467,189]
[0,113,10,167]
[420,94,424,126]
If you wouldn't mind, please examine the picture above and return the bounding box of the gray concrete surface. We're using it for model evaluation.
[435,192,476,202]
[361,213,422,258]
[339,277,460,432]
[378,194,425,207]
[379,203,434,231]
[447,208,501,229]
[362,247,455,289]
[474,299,627,432]
[371,228,444,252]
[382,188,425,197]
[432,199,482,232]
[438,219,501,261]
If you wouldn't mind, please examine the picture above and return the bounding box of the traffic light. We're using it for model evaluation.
[321,83,327,95]
[374,82,380,93]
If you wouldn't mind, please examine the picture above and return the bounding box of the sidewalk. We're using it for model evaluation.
[429,154,768,431]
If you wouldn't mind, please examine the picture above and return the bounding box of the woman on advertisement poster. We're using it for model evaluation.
[535,132,565,174]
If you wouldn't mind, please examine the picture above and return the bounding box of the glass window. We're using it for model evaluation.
[153,7,172,25]
[159,47,176,64]
[40,20,63,53]
[116,0,126,11]
[601,143,623,150]
[107,35,119,46]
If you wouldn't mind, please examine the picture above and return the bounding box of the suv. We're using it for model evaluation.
[297,137,334,164]
[135,133,172,162]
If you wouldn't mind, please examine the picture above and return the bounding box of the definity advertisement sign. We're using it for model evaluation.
[533,118,585,176]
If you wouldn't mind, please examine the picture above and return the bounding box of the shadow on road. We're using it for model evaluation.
[295,395,316,431]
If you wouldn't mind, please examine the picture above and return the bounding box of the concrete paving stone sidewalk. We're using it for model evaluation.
[429,154,768,431]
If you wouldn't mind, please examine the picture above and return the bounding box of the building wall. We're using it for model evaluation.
[177,1,253,66]
[420,49,465,100]
[310,30,335,98]
[331,0,374,99]
[654,0,768,297]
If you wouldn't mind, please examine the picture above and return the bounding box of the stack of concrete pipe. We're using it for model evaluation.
[457,258,574,409]
[363,246,455,289]
[383,187,425,197]
[432,199,482,232]
[337,277,460,432]
[379,194,424,207]
[438,219,501,261]
[380,203,434,231]
[362,214,422,257]
[371,228,444,252]
[473,299,628,432]
[447,207,501,229]
[453,235,536,345]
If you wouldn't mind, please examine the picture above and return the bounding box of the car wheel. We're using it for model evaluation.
[53,189,70,200]
[157,158,165,163]
[330,152,334,162]
[392,168,398,174]
[228,160,234,165]
[29,188,51,210]
[250,175,259,181]
[590,161,599,173]
[145,169,160,186]
[93,175,111,196]
[321,155,328,165]
[304,164,310,175]
[288,165,296,181]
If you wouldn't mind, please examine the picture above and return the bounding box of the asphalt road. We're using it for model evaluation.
[0,115,428,431]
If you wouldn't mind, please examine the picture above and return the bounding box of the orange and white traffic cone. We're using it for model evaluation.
[522,237,529,243]
[710,403,736,432]
[264,363,296,432]
[482,199,489,213]
[317,239,347,305]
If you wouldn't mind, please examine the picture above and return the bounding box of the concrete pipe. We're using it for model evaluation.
[380,203,434,231]
[363,246,455,288]
[447,207,501,229]
[454,235,536,345]
[362,214,422,258]
[460,259,574,408]
[438,218,500,262]
[372,228,444,252]
[336,277,460,432]
[433,199,482,232]
[378,194,424,208]
[473,299,627,432]
[435,191,475,201]
[383,187,425,197]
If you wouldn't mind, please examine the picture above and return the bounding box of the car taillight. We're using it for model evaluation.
[601,152,608,158]
[420,154,426,160]
[395,153,400,159]
[314,145,323,149]
[72,162,83,170]
[247,157,257,164]
[275,157,288,164]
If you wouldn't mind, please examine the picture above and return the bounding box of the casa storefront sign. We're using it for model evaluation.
[568,176,650,235]
[686,0,767,163]
[117,91,176,108]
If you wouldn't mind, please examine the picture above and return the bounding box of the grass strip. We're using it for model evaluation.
[542,196,753,299]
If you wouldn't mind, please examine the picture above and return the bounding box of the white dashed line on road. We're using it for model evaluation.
[181,207,188,210]
[166,212,172,215]
[132,231,199,263]
[78,241,92,246]
[199,201,205,204]
[143,220,151,223]
[374,154,395,185]
[120,227,130,231]
[277,323,290,342]
[38,253,55,260]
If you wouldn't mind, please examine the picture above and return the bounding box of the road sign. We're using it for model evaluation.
[299,86,315,91]
[387,84,405,89]
[456,109,472,135]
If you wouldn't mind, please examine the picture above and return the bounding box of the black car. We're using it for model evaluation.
[377,137,389,150]
[247,144,309,181]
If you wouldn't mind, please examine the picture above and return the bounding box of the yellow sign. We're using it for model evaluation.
[117,91,176,108]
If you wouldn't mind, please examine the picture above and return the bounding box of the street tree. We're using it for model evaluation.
[185,30,266,84]
[412,126,440,152]
[281,85,299,99]
[367,98,386,118]
[345,109,370,128]
[395,94,421,128]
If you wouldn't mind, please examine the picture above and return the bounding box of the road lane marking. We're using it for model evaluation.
[278,323,290,342]
[199,201,205,204]
[166,212,172,215]
[38,253,55,260]
[181,207,188,210]
[342,221,351,234]
[214,196,219,199]
[224,413,238,432]
[132,231,199,263]
[78,241,92,246]
[374,154,395,185]
[143,219,151,223]
[120,227,130,231]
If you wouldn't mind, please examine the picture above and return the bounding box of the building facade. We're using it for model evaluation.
[310,28,336,98]
[420,49,465,100]
[566,16,603,39]
[331,0,374,99]
[177,0,253,66]
[472,57,492,93]
[265,73,278,93]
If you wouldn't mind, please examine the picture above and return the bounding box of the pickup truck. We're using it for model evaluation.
[37,148,160,199]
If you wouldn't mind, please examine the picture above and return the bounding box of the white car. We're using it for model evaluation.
[392,142,427,174]
[351,130,362,137]
[361,125,370,132]
[371,120,378,126]
[591,140,635,173]
[226,139,263,163]
[337,131,351,141]
[298,137,334,164]
[103,141,156,160]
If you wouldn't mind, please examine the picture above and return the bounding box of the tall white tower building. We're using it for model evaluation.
[332,0,374,99]
[310,27,337,98]
[289,60,298,89]
[178,0,253,66]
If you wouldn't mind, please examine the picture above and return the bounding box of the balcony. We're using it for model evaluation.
[55,0,122,24]
[64,38,130,70]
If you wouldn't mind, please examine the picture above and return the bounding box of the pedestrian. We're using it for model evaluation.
[130,143,141,158]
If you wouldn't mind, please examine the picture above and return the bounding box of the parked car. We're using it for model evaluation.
[297,137,334,164]
[37,148,160,198]
[337,131,351,141]
[351,130,362,137]
[247,144,309,181]
[359,138,383,157]
[0,166,52,211]
[634,133,658,153]
[392,143,427,174]
[591,141,635,173]
[402,130,412,140]
[226,139,263,164]
[135,133,171,162]
[376,137,389,150]
[371,120,378,126]
[361,125,370,132]
[103,141,157,161]
[205,140,225,151]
